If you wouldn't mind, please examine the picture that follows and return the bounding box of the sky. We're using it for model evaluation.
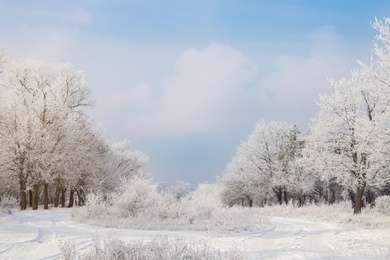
[1,0,390,186]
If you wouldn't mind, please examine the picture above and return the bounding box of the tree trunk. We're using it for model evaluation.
[29,189,33,208]
[43,183,49,210]
[298,192,305,207]
[54,183,60,207]
[31,185,40,210]
[348,189,355,208]
[273,187,283,205]
[329,189,336,204]
[354,182,366,214]
[19,180,27,211]
[61,187,67,207]
[283,189,289,204]
[248,197,253,207]
[68,188,74,208]
[242,195,252,207]
[76,188,86,206]
[365,189,374,206]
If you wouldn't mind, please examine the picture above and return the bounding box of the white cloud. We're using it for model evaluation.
[1,15,366,138]
[111,28,361,137]
[121,42,257,136]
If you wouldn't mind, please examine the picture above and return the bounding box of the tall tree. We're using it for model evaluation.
[306,70,390,214]
[221,121,303,206]
[0,60,92,210]
[306,18,390,213]
[109,140,149,181]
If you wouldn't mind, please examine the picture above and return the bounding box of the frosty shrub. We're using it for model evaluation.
[155,192,187,220]
[186,183,223,220]
[154,181,190,220]
[78,236,245,260]
[81,235,129,260]
[59,239,78,260]
[0,195,18,214]
[74,178,160,224]
[73,181,268,232]
[374,196,390,214]
[223,243,246,260]
[72,192,109,223]
[180,184,267,232]
[112,177,160,218]
[163,180,191,201]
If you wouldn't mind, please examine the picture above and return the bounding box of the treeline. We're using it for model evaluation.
[0,57,148,210]
[219,121,390,212]
[220,18,390,214]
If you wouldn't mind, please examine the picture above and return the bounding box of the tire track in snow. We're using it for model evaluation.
[1,209,390,259]
[0,209,79,259]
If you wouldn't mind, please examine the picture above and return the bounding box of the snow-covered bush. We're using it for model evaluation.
[72,192,109,223]
[186,183,223,221]
[74,178,162,227]
[162,180,191,201]
[154,181,191,220]
[61,236,245,260]
[223,243,246,260]
[181,184,267,232]
[155,193,187,220]
[82,235,129,260]
[0,195,18,214]
[59,239,78,260]
[112,178,160,218]
[374,196,390,214]
[73,180,268,232]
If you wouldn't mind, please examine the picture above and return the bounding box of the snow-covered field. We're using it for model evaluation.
[1,207,390,259]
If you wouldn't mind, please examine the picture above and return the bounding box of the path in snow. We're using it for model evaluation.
[0,208,389,259]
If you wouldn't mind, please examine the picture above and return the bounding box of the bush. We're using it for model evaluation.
[73,181,268,232]
[75,178,159,222]
[374,196,390,214]
[60,236,246,260]
[0,195,18,214]
[186,183,223,221]
[72,192,108,222]
[155,194,187,220]
[59,239,78,260]
[112,178,160,218]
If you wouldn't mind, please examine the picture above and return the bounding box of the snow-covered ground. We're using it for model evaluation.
[0,208,389,259]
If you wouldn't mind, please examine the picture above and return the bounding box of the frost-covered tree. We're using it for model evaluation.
[306,18,390,214]
[0,60,93,210]
[53,119,106,208]
[0,48,6,74]
[0,50,18,198]
[0,58,151,211]
[109,140,149,181]
[221,121,303,206]
[307,69,390,214]
[221,154,263,207]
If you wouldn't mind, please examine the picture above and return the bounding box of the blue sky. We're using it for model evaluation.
[1,1,390,185]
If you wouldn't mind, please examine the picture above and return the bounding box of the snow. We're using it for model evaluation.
[1,208,390,259]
